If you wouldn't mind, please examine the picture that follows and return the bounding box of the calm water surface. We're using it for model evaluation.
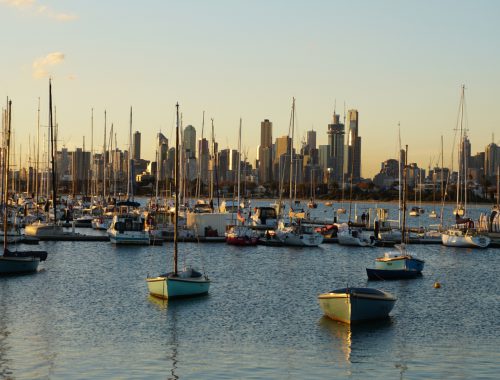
[1,202,499,379]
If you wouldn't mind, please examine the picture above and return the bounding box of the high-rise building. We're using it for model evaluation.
[166,147,175,180]
[275,136,291,163]
[56,147,71,179]
[484,142,499,178]
[184,125,196,159]
[306,130,316,152]
[461,135,471,171]
[218,149,230,183]
[157,132,168,181]
[198,138,210,185]
[133,131,141,160]
[260,119,272,148]
[327,113,345,182]
[70,148,91,193]
[259,119,273,184]
[344,109,362,180]
[319,145,331,172]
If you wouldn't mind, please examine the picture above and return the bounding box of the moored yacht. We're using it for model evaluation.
[275,221,323,247]
[108,203,149,245]
[441,219,490,248]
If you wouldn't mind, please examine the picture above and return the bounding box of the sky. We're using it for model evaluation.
[1,0,499,178]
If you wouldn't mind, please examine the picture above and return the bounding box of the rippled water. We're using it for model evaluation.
[1,202,499,379]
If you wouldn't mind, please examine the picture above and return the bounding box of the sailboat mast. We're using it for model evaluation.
[27,136,31,195]
[402,145,408,243]
[90,108,94,199]
[440,135,444,224]
[196,111,204,199]
[3,99,12,252]
[49,80,57,226]
[237,118,241,222]
[289,98,295,205]
[398,124,402,228]
[108,124,114,197]
[497,165,499,209]
[103,111,107,200]
[114,132,117,196]
[210,119,214,201]
[128,107,132,200]
[174,103,179,276]
[456,85,465,213]
[36,98,40,204]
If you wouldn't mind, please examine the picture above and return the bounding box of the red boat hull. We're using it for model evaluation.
[226,236,259,246]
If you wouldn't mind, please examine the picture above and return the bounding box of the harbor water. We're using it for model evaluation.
[1,202,499,379]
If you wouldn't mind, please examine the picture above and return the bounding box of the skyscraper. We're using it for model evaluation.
[485,142,499,178]
[218,149,230,183]
[133,131,141,160]
[461,135,471,171]
[260,119,272,148]
[344,109,362,180]
[157,132,168,180]
[184,125,196,159]
[306,130,316,152]
[259,119,273,183]
[327,113,344,182]
[199,138,210,184]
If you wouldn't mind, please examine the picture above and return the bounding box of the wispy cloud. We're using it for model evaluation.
[32,52,65,78]
[1,0,77,21]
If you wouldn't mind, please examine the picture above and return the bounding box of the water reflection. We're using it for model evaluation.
[319,317,352,364]
[147,296,179,380]
[0,283,13,379]
[147,295,168,310]
[319,316,394,368]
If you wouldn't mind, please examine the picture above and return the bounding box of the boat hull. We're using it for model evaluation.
[441,233,490,248]
[108,231,150,245]
[318,288,396,324]
[92,218,111,230]
[374,256,424,271]
[279,232,323,247]
[367,254,424,280]
[0,256,40,275]
[366,268,422,280]
[338,234,375,247]
[25,222,64,237]
[147,274,210,299]
[226,236,259,246]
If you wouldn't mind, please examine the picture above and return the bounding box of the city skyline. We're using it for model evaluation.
[1,1,499,177]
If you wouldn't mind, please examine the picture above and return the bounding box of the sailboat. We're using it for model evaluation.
[366,145,425,280]
[307,169,318,209]
[1,99,47,275]
[275,98,323,247]
[429,157,438,219]
[337,172,347,214]
[146,103,210,299]
[337,140,375,247]
[25,79,65,238]
[409,169,425,216]
[441,86,491,248]
[225,119,259,246]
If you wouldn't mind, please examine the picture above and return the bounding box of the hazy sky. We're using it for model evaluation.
[1,0,499,177]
